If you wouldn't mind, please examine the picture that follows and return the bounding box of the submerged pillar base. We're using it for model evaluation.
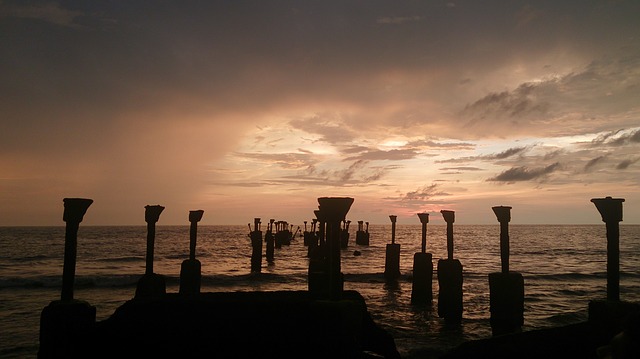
[135,273,167,299]
[489,271,524,336]
[438,258,463,324]
[411,252,433,305]
[384,243,401,281]
[38,299,96,359]
[179,259,201,295]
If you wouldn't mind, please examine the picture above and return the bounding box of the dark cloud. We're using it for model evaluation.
[616,158,639,170]
[584,155,607,172]
[436,146,529,164]
[461,83,550,127]
[590,128,640,147]
[400,183,450,202]
[487,162,560,182]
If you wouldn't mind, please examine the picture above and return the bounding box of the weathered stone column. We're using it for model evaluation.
[308,210,327,296]
[318,197,354,300]
[488,205,524,335]
[60,198,94,301]
[250,218,263,272]
[135,205,166,298]
[180,210,204,295]
[587,197,638,344]
[384,215,401,281]
[355,220,370,245]
[591,196,624,301]
[437,210,463,324]
[411,213,433,305]
[266,218,275,263]
[39,198,96,359]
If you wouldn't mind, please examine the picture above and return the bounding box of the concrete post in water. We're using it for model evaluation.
[488,205,524,335]
[384,215,401,281]
[317,197,354,300]
[588,197,638,342]
[61,198,94,301]
[355,220,369,245]
[250,218,263,272]
[135,205,166,298]
[437,210,463,323]
[591,196,624,302]
[308,210,327,296]
[266,218,275,263]
[180,210,204,295]
[411,213,433,305]
[340,219,350,248]
[39,198,96,359]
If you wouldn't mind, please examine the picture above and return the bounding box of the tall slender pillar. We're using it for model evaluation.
[587,197,637,342]
[266,219,275,263]
[180,210,204,295]
[250,218,263,272]
[61,198,94,301]
[437,210,463,324]
[317,197,354,300]
[591,197,624,301]
[39,198,96,359]
[411,213,433,305]
[488,205,524,335]
[384,215,401,281]
[135,205,166,299]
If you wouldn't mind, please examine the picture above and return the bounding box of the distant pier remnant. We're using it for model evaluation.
[135,205,167,299]
[308,210,327,295]
[265,219,275,263]
[411,213,433,305]
[384,215,401,281]
[317,197,354,300]
[39,198,96,359]
[437,210,463,324]
[340,219,351,248]
[249,218,263,273]
[355,220,370,245]
[591,196,625,301]
[180,210,204,295]
[488,205,524,335]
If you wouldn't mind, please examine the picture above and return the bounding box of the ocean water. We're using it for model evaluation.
[1,224,639,358]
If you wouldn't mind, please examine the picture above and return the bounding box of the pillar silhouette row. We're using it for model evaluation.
[38,195,628,359]
[383,197,626,334]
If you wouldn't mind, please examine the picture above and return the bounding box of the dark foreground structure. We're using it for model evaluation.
[41,290,400,359]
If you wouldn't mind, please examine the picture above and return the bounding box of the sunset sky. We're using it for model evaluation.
[1,1,639,226]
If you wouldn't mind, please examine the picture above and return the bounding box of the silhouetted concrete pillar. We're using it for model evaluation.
[39,198,96,359]
[587,197,639,344]
[180,210,204,295]
[591,196,625,301]
[60,198,94,301]
[355,220,370,245]
[488,205,524,335]
[309,210,327,296]
[411,213,433,305]
[437,210,463,324]
[384,215,401,281]
[318,197,354,300]
[250,218,263,272]
[266,218,275,263]
[340,220,351,248]
[135,205,166,299]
